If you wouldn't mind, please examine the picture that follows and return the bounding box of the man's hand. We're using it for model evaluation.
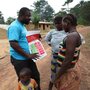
[27,53,39,60]
[9,41,40,60]
[48,44,51,46]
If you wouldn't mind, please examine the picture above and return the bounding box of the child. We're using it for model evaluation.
[17,68,38,90]
[45,16,67,90]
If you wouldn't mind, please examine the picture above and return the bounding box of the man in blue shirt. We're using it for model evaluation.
[7,7,41,90]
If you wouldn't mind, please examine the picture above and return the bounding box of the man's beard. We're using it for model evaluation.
[22,19,30,25]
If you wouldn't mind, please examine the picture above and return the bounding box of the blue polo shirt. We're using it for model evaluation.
[7,19,30,60]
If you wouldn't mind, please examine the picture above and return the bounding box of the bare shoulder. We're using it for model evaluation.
[66,32,80,44]
[68,32,79,38]
[67,32,81,46]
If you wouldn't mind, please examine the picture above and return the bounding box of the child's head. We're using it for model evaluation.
[19,68,32,83]
[53,16,63,31]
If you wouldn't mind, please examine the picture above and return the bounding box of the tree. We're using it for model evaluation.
[31,11,40,29]
[55,11,67,17]
[80,1,90,25]
[33,0,54,21]
[6,17,15,25]
[70,1,90,25]
[80,0,84,7]
[0,11,5,24]
[70,4,80,17]
[63,0,73,6]
[63,0,73,12]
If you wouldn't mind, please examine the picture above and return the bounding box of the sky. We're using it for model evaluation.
[0,0,89,21]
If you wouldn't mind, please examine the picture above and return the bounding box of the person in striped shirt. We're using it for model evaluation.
[55,14,82,90]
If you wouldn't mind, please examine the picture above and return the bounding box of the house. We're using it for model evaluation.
[26,21,53,31]
[0,24,9,30]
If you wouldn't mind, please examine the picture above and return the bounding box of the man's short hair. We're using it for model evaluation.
[18,7,30,17]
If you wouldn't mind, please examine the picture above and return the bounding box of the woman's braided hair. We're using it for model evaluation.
[63,14,77,26]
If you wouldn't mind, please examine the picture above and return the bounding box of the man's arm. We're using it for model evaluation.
[10,41,39,59]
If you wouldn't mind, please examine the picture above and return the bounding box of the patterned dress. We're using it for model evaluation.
[45,29,67,83]
[56,37,81,90]
[57,37,80,66]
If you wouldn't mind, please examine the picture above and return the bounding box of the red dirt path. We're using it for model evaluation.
[0,26,90,90]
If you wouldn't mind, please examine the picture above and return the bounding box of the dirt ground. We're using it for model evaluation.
[0,26,90,90]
